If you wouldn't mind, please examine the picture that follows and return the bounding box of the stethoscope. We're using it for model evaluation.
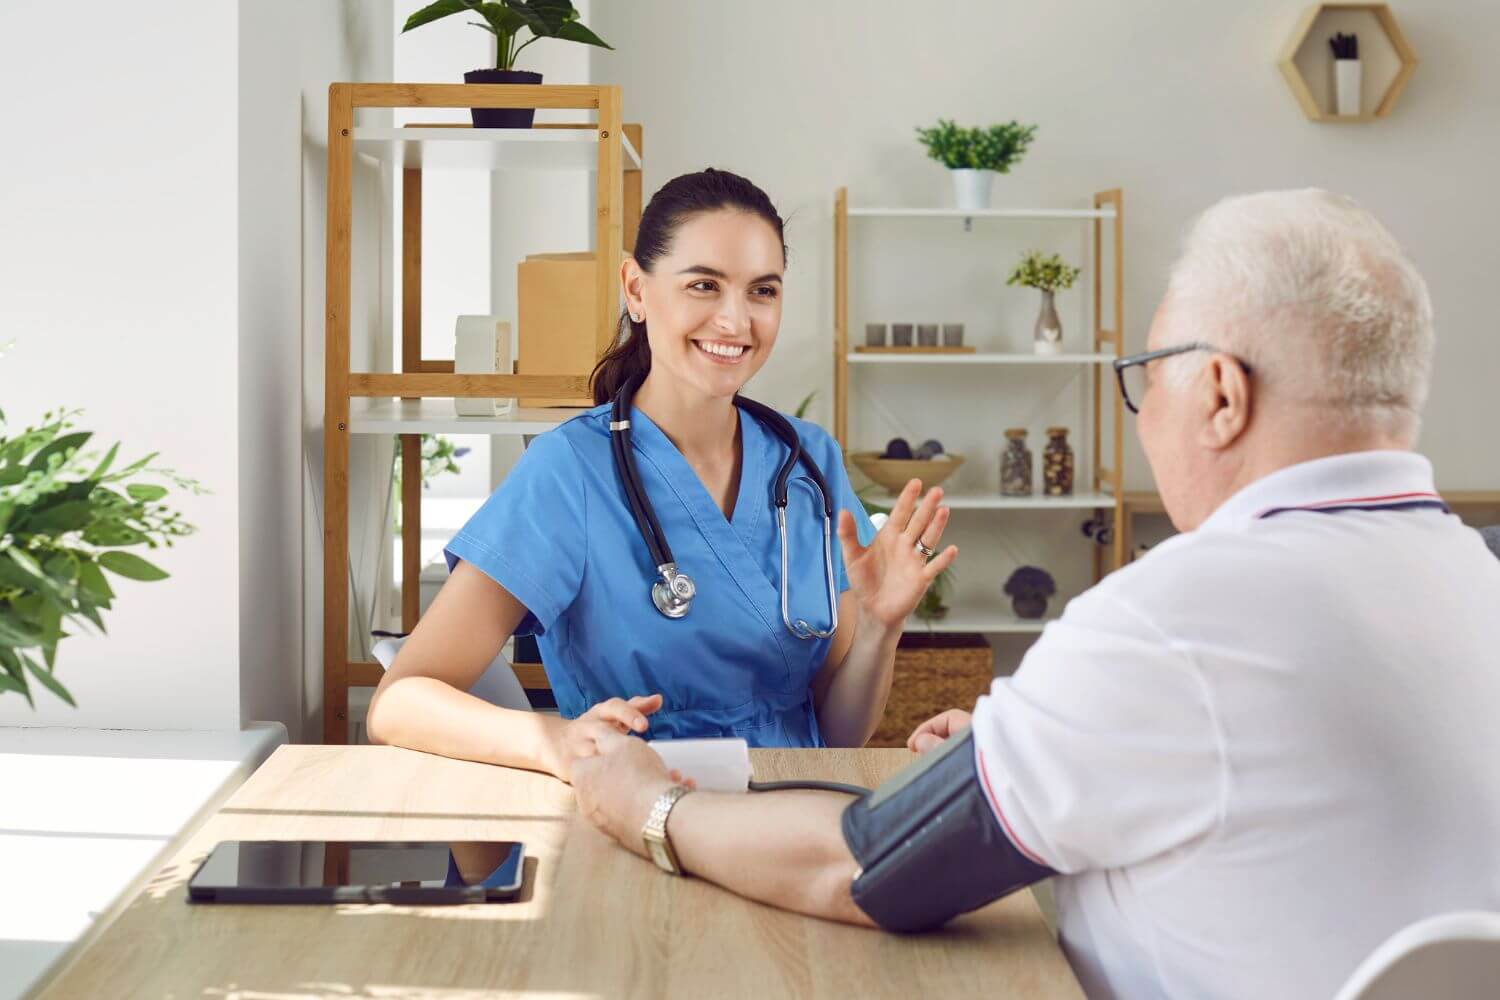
[610,371,840,639]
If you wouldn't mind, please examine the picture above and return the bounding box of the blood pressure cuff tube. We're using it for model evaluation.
[840,729,1056,932]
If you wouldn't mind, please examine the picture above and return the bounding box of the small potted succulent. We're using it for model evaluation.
[1007,250,1081,355]
[915,119,1038,212]
[1003,566,1056,620]
[402,0,612,128]
[914,565,955,622]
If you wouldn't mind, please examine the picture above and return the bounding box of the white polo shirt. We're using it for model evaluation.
[971,451,1500,1000]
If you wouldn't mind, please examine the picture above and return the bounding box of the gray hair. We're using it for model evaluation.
[1163,189,1434,439]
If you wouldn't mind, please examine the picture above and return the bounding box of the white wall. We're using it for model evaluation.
[0,4,241,728]
[297,3,396,740]
[0,1,391,732]
[589,0,1500,669]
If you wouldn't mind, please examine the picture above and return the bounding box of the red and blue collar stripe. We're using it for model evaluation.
[1256,491,1451,520]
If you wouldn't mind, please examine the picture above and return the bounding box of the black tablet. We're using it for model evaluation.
[186,840,526,904]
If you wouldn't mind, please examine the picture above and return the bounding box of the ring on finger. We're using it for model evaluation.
[914,540,936,558]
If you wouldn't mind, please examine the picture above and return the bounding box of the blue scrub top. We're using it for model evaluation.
[443,401,877,748]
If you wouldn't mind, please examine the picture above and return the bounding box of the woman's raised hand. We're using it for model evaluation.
[544,694,663,782]
[836,479,958,632]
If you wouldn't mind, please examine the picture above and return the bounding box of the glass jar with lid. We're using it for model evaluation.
[1000,428,1033,496]
[1043,427,1074,496]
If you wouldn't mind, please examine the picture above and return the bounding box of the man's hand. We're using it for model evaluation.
[542,694,663,782]
[907,708,972,753]
[571,731,692,858]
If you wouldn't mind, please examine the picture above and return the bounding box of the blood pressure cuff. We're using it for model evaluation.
[840,728,1056,932]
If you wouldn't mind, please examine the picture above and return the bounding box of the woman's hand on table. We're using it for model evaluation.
[907,708,973,753]
[542,694,664,782]
[838,478,958,632]
[571,731,695,857]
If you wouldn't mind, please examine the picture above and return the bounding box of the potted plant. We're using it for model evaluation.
[0,405,200,707]
[915,119,1038,212]
[1003,566,1056,620]
[1007,250,1080,355]
[1329,31,1360,116]
[402,0,612,129]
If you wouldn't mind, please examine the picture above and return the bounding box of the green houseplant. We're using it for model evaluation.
[915,119,1038,212]
[403,0,612,128]
[1007,250,1080,355]
[0,405,200,707]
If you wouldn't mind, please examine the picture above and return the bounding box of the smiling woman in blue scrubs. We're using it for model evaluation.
[367,169,957,780]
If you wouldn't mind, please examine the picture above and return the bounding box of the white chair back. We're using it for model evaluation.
[1333,911,1500,1000]
[370,636,533,712]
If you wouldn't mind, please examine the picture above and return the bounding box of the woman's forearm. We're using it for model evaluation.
[367,675,565,775]
[815,620,902,747]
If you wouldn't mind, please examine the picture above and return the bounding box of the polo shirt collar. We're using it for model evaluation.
[1199,450,1440,532]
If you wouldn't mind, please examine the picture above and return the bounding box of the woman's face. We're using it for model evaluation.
[628,209,784,402]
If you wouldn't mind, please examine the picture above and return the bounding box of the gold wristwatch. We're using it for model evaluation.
[641,783,693,875]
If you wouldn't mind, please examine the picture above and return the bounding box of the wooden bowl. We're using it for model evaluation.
[849,452,965,494]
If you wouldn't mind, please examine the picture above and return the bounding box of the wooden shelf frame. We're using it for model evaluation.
[832,186,1127,633]
[323,82,642,743]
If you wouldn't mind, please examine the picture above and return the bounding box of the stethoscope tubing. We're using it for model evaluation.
[611,372,840,638]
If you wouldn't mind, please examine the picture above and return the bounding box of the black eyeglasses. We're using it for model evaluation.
[1112,342,1253,414]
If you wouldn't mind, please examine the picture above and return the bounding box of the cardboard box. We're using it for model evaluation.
[517,251,609,407]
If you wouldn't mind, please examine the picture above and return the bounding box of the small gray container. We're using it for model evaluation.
[865,323,887,347]
[917,323,939,347]
[943,323,964,347]
[891,323,914,347]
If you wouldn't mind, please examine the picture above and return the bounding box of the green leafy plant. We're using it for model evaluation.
[915,119,1038,173]
[0,406,201,707]
[393,434,471,491]
[1007,250,1080,293]
[403,0,611,70]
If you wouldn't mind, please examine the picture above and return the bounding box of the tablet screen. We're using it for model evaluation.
[188,841,524,900]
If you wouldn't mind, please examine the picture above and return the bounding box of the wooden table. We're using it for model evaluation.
[38,746,1083,999]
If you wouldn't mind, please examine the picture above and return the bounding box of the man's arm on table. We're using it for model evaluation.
[571,734,876,926]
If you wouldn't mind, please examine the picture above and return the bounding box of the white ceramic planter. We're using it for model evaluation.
[1335,59,1362,116]
[950,168,995,212]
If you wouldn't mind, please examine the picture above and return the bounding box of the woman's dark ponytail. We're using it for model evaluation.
[590,167,787,405]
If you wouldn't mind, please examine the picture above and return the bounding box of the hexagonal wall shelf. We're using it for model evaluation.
[1279,3,1417,122]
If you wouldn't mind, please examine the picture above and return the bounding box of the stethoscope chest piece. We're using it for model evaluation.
[651,562,695,619]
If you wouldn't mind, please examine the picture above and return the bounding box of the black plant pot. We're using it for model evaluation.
[463,69,542,128]
[1011,595,1049,620]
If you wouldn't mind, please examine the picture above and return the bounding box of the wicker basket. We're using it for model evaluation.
[868,633,993,748]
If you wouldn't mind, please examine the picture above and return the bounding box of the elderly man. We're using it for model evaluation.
[571,190,1500,999]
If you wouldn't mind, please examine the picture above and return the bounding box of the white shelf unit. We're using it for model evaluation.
[347,398,584,436]
[353,125,642,172]
[903,603,1059,635]
[848,206,1116,220]
[847,351,1116,365]
[833,187,1126,639]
